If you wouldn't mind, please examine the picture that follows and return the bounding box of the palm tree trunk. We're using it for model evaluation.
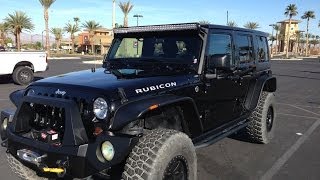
[71,34,75,54]
[124,15,128,27]
[286,18,292,58]
[17,32,21,52]
[90,34,94,54]
[305,19,309,56]
[275,32,279,54]
[44,8,50,56]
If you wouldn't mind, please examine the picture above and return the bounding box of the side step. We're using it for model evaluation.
[194,120,249,149]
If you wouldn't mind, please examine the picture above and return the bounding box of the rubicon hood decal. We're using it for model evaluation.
[135,82,177,94]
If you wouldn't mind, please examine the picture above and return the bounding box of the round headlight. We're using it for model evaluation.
[101,141,115,161]
[93,98,108,119]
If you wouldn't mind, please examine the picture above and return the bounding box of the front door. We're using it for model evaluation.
[198,31,244,131]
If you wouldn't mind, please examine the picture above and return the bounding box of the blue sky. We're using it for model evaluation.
[0,0,319,37]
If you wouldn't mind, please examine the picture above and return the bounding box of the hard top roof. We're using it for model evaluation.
[113,22,268,36]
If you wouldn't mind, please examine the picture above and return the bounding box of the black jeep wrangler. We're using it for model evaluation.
[0,23,276,180]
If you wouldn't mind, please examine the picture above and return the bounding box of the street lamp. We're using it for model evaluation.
[112,0,116,28]
[133,14,143,26]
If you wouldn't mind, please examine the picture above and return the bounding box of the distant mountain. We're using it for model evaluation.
[8,32,55,45]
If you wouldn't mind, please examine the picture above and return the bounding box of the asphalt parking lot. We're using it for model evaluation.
[0,58,319,180]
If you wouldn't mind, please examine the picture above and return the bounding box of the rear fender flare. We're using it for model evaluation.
[245,75,276,111]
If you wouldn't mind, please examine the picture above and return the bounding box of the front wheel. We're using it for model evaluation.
[12,66,34,85]
[122,129,197,180]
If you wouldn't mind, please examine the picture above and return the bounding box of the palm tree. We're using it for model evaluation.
[301,11,315,56]
[74,17,80,27]
[284,4,298,58]
[82,20,102,54]
[274,24,280,53]
[227,21,237,27]
[39,0,56,56]
[244,22,260,29]
[4,11,34,51]
[119,1,134,27]
[50,27,63,52]
[0,23,9,46]
[64,22,80,53]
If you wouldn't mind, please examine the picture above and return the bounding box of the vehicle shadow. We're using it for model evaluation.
[0,76,44,85]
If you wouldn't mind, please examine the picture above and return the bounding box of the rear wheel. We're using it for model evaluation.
[122,129,197,180]
[12,66,34,85]
[246,92,276,144]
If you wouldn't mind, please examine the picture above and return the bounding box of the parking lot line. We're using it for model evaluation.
[278,113,320,120]
[277,103,320,109]
[261,105,320,180]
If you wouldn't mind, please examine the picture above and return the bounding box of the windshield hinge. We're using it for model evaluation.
[118,88,128,104]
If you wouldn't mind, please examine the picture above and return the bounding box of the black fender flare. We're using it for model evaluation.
[109,94,203,137]
[245,75,276,111]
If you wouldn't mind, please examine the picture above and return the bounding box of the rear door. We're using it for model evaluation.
[233,32,256,116]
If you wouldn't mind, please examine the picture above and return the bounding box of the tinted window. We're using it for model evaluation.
[257,36,269,62]
[208,34,233,66]
[235,35,253,63]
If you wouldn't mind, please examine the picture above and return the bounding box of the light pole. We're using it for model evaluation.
[133,14,143,26]
[269,24,276,55]
[112,0,116,28]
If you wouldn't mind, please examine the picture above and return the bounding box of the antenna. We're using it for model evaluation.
[227,11,229,24]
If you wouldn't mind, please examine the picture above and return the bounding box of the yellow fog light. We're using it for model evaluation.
[101,141,115,161]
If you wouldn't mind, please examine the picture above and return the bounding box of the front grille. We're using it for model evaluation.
[24,90,95,141]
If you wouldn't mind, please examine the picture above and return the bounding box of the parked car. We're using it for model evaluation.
[1,23,276,179]
[0,46,5,51]
[0,51,48,85]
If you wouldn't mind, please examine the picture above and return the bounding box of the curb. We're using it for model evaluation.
[48,57,81,60]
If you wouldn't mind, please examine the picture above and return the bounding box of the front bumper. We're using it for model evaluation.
[1,96,138,178]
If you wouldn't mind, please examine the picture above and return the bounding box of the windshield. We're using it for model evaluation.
[105,33,202,78]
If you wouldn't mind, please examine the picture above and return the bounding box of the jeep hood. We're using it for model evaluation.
[30,68,196,101]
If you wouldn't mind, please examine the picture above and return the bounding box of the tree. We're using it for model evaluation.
[50,27,63,52]
[274,24,281,53]
[82,20,102,54]
[119,1,134,27]
[199,20,210,24]
[284,4,298,58]
[301,11,315,56]
[0,23,9,46]
[64,22,80,53]
[244,22,260,29]
[39,0,56,56]
[4,11,34,51]
[227,21,237,27]
[74,17,80,27]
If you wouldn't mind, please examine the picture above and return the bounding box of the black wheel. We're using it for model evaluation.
[12,66,34,85]
[122,129,197,180]
[246,92,276,144]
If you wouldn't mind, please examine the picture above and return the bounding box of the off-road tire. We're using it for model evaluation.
[7,153,45,180]
[122,129,197,180]
[246,92,276,144]
[12,66,34,85]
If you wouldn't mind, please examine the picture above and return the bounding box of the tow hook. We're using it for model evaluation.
[17,149,47,166]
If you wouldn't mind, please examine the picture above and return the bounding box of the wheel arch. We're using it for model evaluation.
[13,61,34,73]
[245,75,277,111]
[109,95,203,137]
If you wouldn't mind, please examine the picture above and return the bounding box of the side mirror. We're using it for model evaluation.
[208,54,232,71]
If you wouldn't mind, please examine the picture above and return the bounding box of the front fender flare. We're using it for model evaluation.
[109,94,203,136]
